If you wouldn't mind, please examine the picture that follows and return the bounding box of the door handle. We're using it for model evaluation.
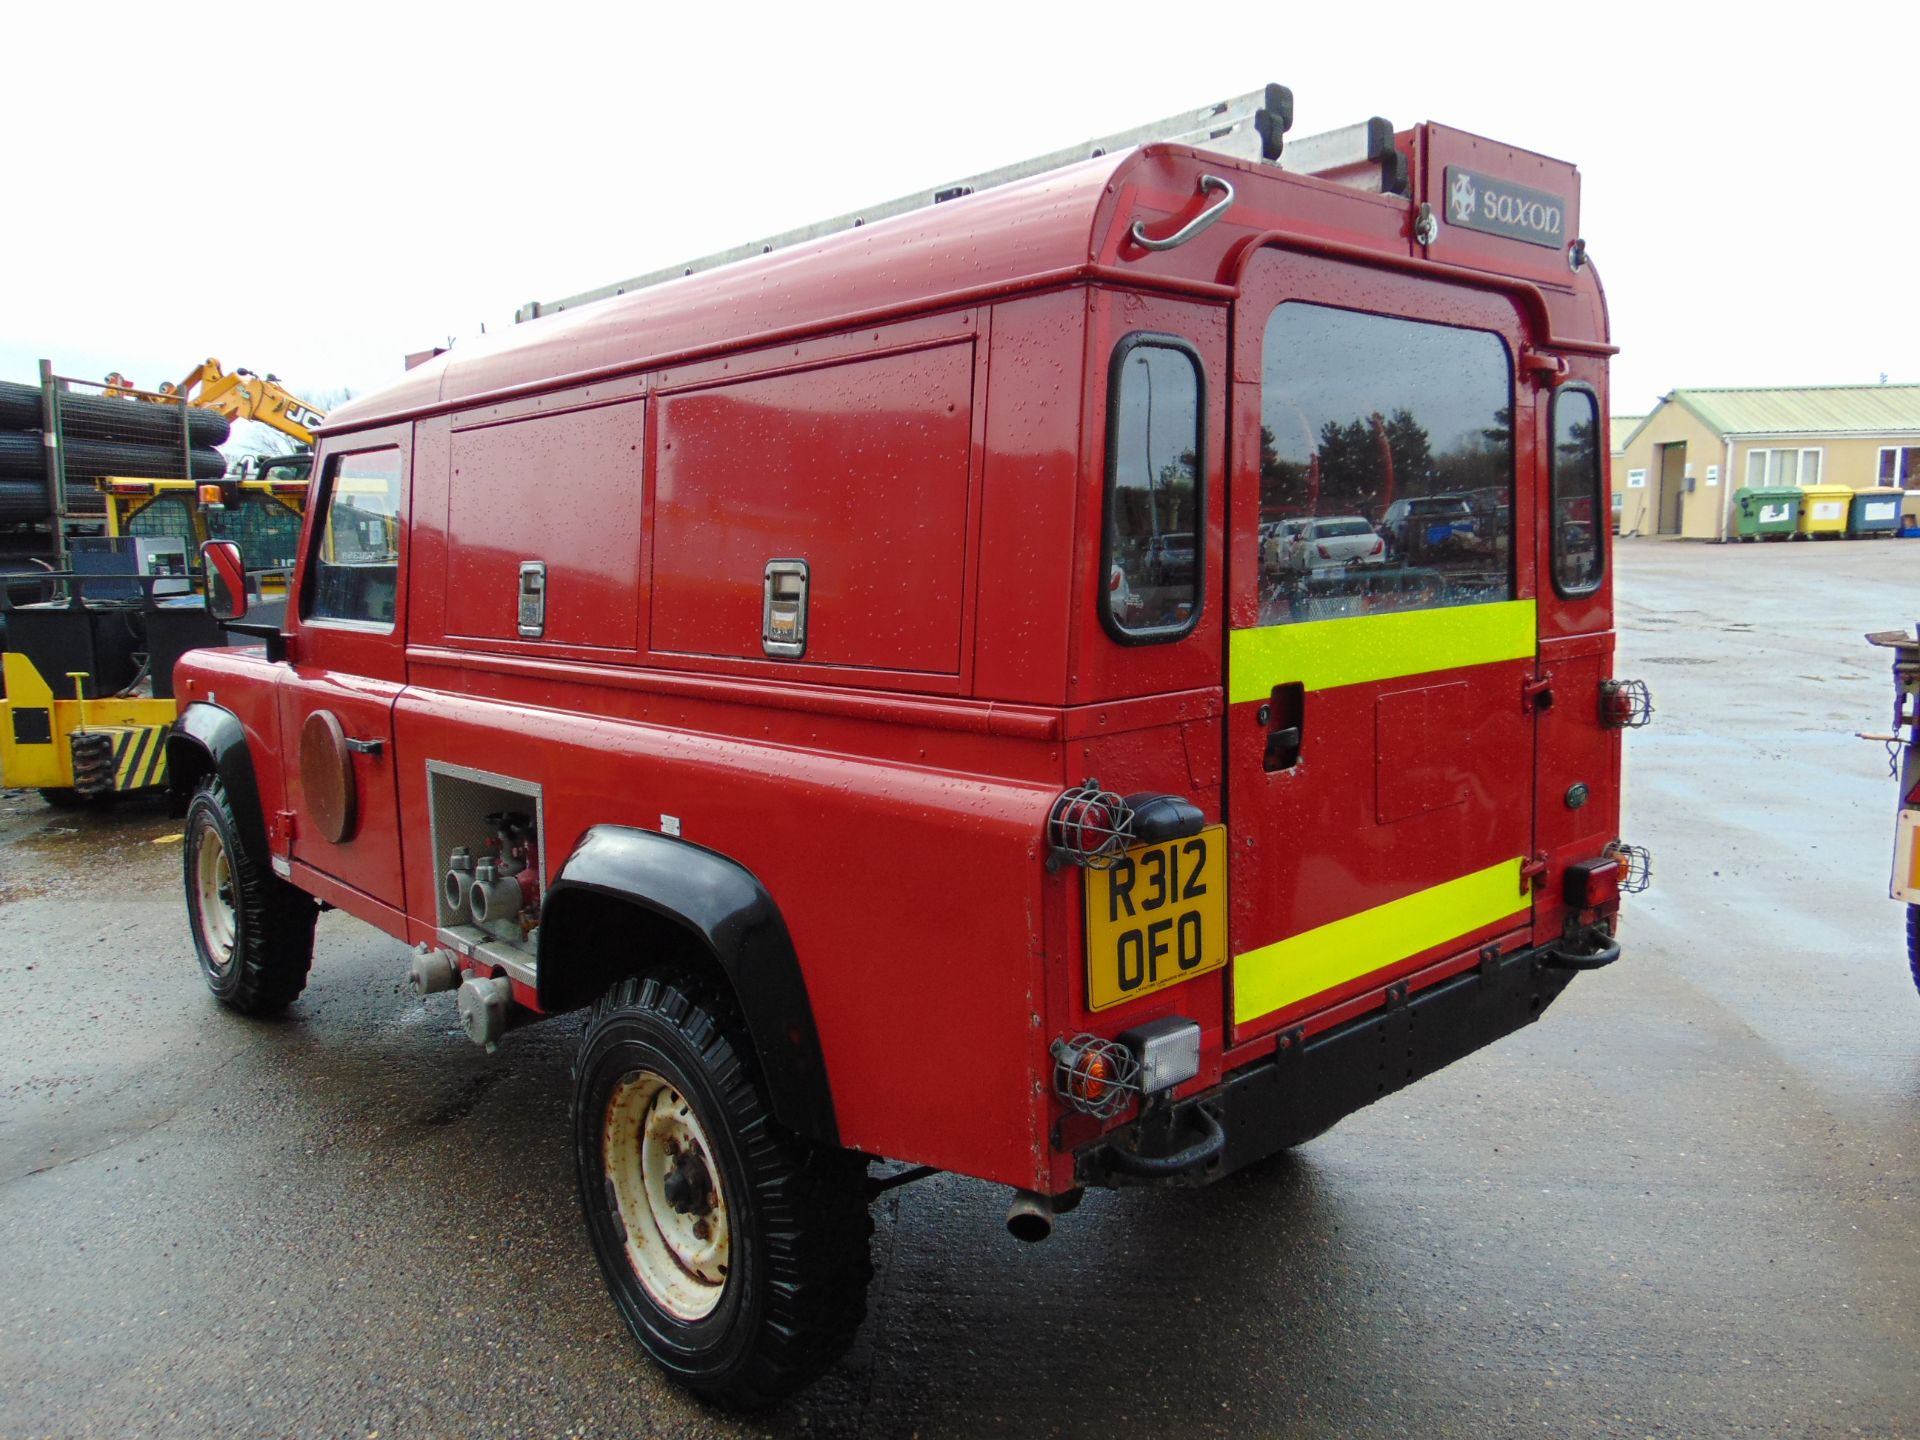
[343,736,385,756]
[1260,682,1305,773]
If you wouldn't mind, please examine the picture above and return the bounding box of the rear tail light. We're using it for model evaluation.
[1316,543,1332,558]
[1051,1034,1140,1117]
[1370,539,1383,555]
[1600,678,1654,729]
[1563,857,1621,910]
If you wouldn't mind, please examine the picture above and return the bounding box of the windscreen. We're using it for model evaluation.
[1258,304,1513,625]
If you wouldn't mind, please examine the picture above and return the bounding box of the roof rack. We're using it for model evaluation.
[514,84,1407,323]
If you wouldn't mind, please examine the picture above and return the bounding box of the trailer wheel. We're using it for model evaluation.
[183,775,316,1014]
[573,975,870,1408]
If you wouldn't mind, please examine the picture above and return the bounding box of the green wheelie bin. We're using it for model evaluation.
[1732,486,1800,540]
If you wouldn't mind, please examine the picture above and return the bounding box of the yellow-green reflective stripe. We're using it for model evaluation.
[1232,857,1528,1026]
[1228,598,1537,704]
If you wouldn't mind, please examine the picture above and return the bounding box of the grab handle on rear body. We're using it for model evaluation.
[1104,1103,1226,1178]
[1539,924,1622,971]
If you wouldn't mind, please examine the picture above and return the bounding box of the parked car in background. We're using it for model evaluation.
[1261,518,1310,572]
[1273,515,1385,573]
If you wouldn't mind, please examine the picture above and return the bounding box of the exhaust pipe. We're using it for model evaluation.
[1006,1189,1054,1243]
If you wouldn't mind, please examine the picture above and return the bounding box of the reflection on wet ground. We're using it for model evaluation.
[1,540,1918,1438]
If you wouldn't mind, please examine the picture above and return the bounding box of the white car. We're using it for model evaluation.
[1275,516,1385,573]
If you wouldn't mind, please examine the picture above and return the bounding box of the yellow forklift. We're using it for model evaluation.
[0,362,318,805]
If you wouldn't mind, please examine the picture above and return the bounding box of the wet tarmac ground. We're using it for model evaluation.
[2,537,1917,1439]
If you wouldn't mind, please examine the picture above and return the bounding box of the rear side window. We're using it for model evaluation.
[1258,303,1512,625]
[1550,388,1603,596]
[1103,335,1204,642]
[306,447,403,628]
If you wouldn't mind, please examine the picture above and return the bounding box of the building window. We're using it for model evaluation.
[1879,446,1920,489]
[1744,447,1822,488]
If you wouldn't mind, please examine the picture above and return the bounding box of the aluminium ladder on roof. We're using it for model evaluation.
[514,84,1406,323]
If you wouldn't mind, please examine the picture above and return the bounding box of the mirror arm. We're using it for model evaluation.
[220,620,287,663]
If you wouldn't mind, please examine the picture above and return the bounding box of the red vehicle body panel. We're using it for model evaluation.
[181,132,1619,1196]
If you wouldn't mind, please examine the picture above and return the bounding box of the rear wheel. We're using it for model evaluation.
[573,975,870,1408]
[183,776,317,1014]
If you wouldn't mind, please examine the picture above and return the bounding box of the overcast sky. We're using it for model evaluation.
[2,2,1910,421]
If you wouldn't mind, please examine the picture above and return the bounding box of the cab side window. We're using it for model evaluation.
[1102,335,1204,642]
[1549,388,1603,596]
[305,447,403,628]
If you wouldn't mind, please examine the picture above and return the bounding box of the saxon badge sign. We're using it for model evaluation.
[1443,167,1567,249]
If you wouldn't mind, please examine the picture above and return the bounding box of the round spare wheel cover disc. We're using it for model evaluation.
[300,709,358,844]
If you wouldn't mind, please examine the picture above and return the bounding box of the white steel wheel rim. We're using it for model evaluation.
[603,1068,731,1322]
[195,826,238,972]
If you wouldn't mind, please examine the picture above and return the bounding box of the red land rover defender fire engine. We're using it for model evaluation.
[173,87,1647,1405]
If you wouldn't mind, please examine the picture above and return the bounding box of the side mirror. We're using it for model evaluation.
[201,539,248,621]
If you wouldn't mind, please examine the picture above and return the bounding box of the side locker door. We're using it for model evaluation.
[1223,248,1542,1045]
[276,427,411,923]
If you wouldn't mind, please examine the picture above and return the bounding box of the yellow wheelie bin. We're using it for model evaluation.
[1796,483,1853,539]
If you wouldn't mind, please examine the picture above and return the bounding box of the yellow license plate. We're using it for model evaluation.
[1083,825,1228,1011]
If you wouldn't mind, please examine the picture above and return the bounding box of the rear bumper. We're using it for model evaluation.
[1073,938,1591,1187]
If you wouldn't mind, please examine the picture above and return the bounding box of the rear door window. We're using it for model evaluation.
[1259,304,1512,623]
[1549,388,1603,595]
[1103,335,1204,642]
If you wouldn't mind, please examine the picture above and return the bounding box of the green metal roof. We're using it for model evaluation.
[1663,384,1920,438]
[1610,416,1644,452]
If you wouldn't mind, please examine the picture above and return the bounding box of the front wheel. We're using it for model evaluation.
[572,975,870,1409]
[183,776,317,1014]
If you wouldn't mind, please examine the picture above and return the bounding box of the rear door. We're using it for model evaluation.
[1226,249,1541,1043]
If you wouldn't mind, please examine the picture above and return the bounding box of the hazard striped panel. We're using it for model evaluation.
[78,723,172,793]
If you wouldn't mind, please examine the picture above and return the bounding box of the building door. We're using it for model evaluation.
[1657,442,1687,535]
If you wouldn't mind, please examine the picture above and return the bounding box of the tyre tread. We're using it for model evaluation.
[576,974,870,1409]
[185,776,316,1014]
